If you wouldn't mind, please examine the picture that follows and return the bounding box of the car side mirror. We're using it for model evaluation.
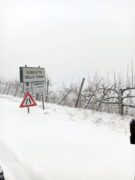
[130,119,135,144]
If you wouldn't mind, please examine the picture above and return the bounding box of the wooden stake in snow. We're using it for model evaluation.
[75,78,85,108]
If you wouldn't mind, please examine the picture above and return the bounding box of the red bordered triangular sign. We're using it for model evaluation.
[20,92,37,108]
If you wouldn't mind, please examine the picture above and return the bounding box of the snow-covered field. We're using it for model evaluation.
[0,94,135,180]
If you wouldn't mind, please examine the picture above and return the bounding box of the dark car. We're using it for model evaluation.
[0,167,5,180]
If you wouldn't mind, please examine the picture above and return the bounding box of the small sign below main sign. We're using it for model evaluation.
[20,92,37,108]
[31,81,46,93]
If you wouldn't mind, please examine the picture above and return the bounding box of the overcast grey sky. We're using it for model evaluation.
[0,0,135,85]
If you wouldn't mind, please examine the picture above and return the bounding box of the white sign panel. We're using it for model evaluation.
[31,81,46,93]
[23,82,32,93]
[20,67,45,83]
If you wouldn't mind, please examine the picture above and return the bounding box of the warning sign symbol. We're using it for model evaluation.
[20,92,37,108]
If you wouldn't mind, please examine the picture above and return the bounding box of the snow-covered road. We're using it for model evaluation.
[0,95,45,180]
[0,94,134,180]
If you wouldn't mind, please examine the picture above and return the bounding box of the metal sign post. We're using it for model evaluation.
[28,107,30,114]
[42,93,45,110]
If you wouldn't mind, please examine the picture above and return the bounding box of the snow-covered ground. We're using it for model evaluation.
[0,94,135,180]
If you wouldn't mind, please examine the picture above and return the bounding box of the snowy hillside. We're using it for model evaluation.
[0,94,134,180]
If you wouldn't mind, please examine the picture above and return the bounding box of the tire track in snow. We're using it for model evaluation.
[0,140,44,180]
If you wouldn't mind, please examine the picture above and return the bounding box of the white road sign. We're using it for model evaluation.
[20,67,45,83]
[31,81,46,93]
